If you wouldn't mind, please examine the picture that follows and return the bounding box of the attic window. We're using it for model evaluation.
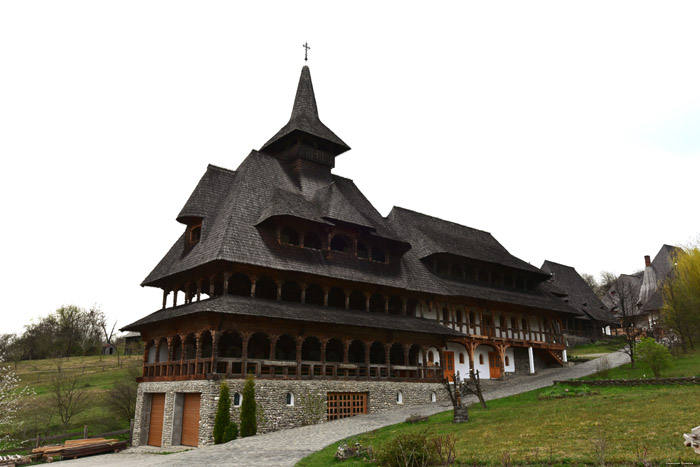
[330,235,352,253]
[304,232,322,250]
[280,227,300,246]
[189,224,202,244]
[371,246,386,263]
[357,242,368,259]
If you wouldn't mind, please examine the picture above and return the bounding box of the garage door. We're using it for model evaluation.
[147,393,165,447]
[181,393,201,447]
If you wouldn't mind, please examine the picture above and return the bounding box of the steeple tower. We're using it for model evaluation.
[260,66,350,168]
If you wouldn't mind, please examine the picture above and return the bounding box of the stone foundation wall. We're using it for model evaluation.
[133,379,447,448]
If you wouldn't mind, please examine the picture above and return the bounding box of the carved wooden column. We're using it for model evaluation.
[250,275,257,297]
[222,273,230,295]
[209,275,216,297]
[269,334,280,361]
[240,331,252,376]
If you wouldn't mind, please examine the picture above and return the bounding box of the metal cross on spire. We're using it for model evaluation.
[303,42,310,62]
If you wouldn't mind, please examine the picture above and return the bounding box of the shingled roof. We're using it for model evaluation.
[123,294,463,337]
[261,66,350,158]
[541,260,617,325]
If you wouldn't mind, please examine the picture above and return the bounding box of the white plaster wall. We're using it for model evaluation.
[474,344,493,379]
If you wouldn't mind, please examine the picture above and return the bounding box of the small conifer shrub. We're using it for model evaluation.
[239,374,257,437]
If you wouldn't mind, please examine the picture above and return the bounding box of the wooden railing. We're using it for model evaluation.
[141,358,443,382]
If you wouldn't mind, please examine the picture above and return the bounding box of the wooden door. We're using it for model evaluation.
[147,393,165,447]
[488,352,501,379]
[327,392,367,421]
[181,393,201,447]
[443,351,455,381]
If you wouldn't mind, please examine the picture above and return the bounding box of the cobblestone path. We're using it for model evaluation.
[59,350,629,467]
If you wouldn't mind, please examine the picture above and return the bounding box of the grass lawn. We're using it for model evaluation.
[567,337,626,357]
[298,347,700,466]
[6,354,141,446]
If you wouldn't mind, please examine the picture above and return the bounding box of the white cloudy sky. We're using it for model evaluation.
[1,1,699,335]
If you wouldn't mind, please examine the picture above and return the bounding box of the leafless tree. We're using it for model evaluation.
[51,360,90,430]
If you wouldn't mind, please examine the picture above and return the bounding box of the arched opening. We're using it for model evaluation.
[408,344,421,366]
[369,341,385,364]
[369,294,385,313]
[184,334,196,360]
[388,296,403,315]
[330,234,352,254]
[171,336,182,361]
[371,246,386,263]
[157,338,168,362]
[200,331,213,359]
[147,340,156,363]
[325,338,343,362]
[280,227,300,246]
[247,332,270,360]
[255,276,277,300]
[304,231,322,250]
[218,331,242,358]
[348,290,365,311]
[301,336,321,361]
[389,343,404,365]
[229,273,251,296]
[305,284,324,306]
[328,287,345,308]
[347,340,365,364]
[275,334,296,361]
[357,242,368,259]
[407,299,418,317]
[281,281,302,302]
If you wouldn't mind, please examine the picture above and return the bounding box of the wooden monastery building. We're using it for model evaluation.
[124,65,583,448]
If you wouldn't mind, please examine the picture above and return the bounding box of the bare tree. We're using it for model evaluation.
[51,360,90,430]
[606,275,642,368]
[104,366,139,424]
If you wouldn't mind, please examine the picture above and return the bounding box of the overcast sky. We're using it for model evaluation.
[1,1,699,335]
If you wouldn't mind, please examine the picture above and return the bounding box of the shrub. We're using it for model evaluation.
[376,431,436,467]
[213,382,232,444]
[239,374,257,437]
[636,337,672,377]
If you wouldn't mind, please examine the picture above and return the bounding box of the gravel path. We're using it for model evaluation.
[58,350,629,467]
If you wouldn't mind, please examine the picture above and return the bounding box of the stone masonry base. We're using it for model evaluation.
[133,379,447,448]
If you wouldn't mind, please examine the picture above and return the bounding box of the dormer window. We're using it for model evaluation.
[330,235,352,253]
[280,227,300,246]
[189,223,202,245]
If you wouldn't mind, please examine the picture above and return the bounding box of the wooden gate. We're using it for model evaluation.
[147,393,165,447]
[488,352,501,379]
[181,393,201,447]
[327,392,367,421]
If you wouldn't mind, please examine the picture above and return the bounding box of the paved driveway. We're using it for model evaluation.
[59,350,629,467]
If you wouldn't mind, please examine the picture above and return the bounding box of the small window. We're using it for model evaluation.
[189,224,202,244]
[357,242,368,259]
[371,246,386,263]
[280,227,300,246]
[430,391,437,403]
[233,392,242,407]
[286,392,294,406]
[459,353,464,364]
[304,232,322,250]
[479,354,484,365]
[396,391,403,404]
[330,235,352,253]
[505,356,510,366]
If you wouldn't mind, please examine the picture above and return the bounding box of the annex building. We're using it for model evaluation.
[124,65,583,448]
